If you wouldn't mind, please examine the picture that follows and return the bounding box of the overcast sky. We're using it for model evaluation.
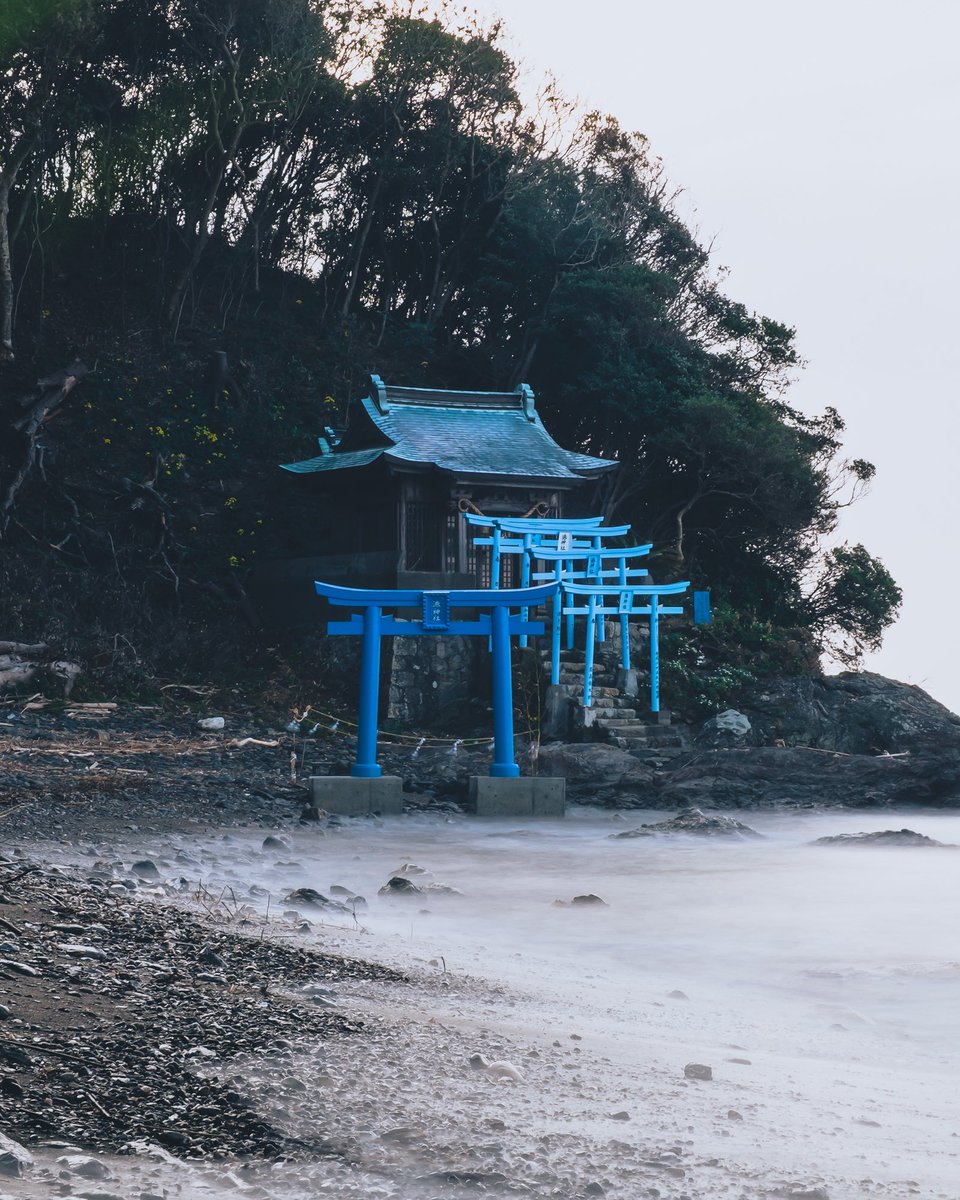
[462,0,960,712]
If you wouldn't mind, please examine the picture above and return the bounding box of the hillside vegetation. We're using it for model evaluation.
[0,0,900,713]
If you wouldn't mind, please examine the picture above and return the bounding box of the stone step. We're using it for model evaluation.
[593,720,684,744]
[542,649,624,667]
[613,732,685,748]
[587,706,639,720]
[557,668,616,684]
[564,685,620,699]
[573,694,637,709]
[592,718,649,731]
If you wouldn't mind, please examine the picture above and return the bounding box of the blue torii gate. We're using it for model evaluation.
[315,581,559,780]
[461,513,605,593]
[530,544,654,682]
[562,580,705,712]
[463,514,631,646]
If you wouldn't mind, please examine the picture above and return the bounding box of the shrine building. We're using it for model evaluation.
[276,374,618,594]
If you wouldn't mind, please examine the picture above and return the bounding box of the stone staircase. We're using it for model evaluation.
[541,635,690,765]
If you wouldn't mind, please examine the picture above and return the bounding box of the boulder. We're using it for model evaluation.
[378,876,423,897]
[613,807,760,838]
[0,1133,33,1178]
[813,828,954,847]
[553,893,609,907]
[283,887,349,911]
[537,742,656,806]
[697,709,752,747]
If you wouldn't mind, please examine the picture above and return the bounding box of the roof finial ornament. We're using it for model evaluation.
[370,373,390,414]
[516,383,536,421]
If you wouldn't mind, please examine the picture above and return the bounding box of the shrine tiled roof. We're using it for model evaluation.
[281,376,617,484]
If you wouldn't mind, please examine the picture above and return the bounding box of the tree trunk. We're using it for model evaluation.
[0,140,38,362]
[0,362,88,537]
[340,165,387,320]
[0,176,16,362]
[164,151,231,332]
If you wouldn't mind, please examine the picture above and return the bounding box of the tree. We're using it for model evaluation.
[0,1,93,360]
[808,544,902,667]
[0,0,900,678]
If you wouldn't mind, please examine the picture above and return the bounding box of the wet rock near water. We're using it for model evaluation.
[612,808,761,839]
[0,854,404,1162]
[262,834,291,851]
[283,886,352,911]
[379,875,423,897]
[0,1132,33,1178]
[553,894,609,907]
[812,828,955,847]
[377,874,463,898]
[377,862,463,898]
[537,743,657,807]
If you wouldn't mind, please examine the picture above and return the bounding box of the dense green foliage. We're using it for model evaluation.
[0,0,900,701]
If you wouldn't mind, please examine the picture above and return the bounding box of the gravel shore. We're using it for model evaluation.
[0,706,410,1194]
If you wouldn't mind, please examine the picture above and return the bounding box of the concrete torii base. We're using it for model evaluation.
[469,775,566,817]
[309,775,404,817]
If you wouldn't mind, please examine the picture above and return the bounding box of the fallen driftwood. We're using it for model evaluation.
[0,646,81,696]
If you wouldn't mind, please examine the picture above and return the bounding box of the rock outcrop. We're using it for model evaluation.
[539,673,960,810]
[659,744,960,809]
[737,672,960,755]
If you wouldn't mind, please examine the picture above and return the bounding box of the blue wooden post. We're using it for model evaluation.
[353,604,383,778]
[592,537,607,645]
[565,556,576,650]
[519,532,533,648]
[490,602,520,778]
[650,591,660,714]
[583,592,597,709]
[490,525,502,588]
[618,555,630,670]
[550,559,563,685]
